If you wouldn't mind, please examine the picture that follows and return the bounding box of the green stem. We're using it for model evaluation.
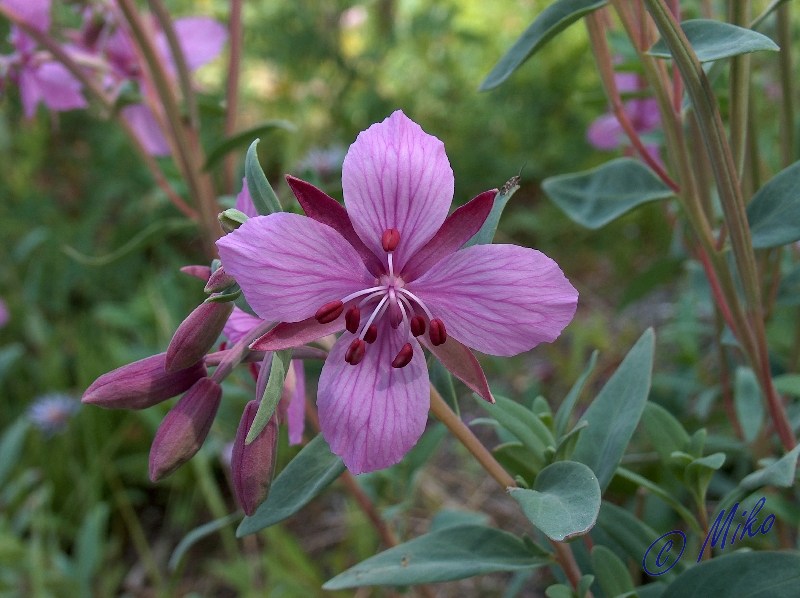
[224,0,244,194]
[776,2,794,167]
[728,1,751,179]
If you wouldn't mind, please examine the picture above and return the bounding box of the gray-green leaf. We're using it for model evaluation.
[509,461,601,541]
[245,139,282,216]
[543,159,673,229]
[649,19,779,62]
[747,160,800,248]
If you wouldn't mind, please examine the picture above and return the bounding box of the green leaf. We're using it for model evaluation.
[554,420,588,461]
[74,503,110,593]
[480,396,555,470]
[591,545,634,598]
[237,434,345,536]
[555,350,598,437]
[0,418,29,487]
[685,453,725,503]
[322,525,548,589]
[429,509,490,532]
[773,373,800,396]
[542,159,673,229]
[465,177,519,246]
[246,350,292,444]
[642,402,691,464]
[428,357,458,414]
[719,445,800,509]
[734,367,764,443]
[649,20,779,62]
[747,160,800,248]
[245,139,282,216]
[572,329,655,491]
[204,120,295,170]
[662,551,800,598]
[480,0,607,90]
[544,584,573,598]
[169,512,240,571]
[493,442,539,482]
[509,461,600,541]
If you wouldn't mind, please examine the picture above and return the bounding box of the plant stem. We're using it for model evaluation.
[224,0,244,194]
[776,1,794,167]
[428,387,587,592]
[728,1,751,178]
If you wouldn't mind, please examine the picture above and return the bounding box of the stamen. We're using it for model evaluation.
[429,318,447,346]
[397,288,434,320]
[341,286,387,304]
[381,228,400,252]
[410,316,426,337]
[388,252,394,278]
[358,290,386,308]
[359,295,389,340]
[345,339,366,365]
[391,343,414,368]
[388,288,402,329]
[364,325,378,344]
[315,300,343,324]
[345,306,360,334]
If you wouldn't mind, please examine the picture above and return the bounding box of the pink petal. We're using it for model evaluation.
[286,359,306,445]
[250,316,344,351]
[19,62,86,119]
[587,113,623,150]
[224,307,263,345]
[629,98,660,133]
[342,110,454,271]
[402,189,496,280]
[614,72,640,95]
[420,335,493,404]
[408,244,578,356]
[286,175,383,275]
[159,17,227,74]
[217,213,373,323]
[234,177,258,218]
[122,104,170,156]
[318,321,429,473]
[2,0,50,32]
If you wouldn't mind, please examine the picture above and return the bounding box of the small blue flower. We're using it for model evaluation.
[28,393,79,436]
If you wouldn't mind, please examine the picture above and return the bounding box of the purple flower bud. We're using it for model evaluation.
[82,353,206,410]
[204,266,236,294]
[165,301,234,372]
[149,378,222,482]
[180,265,212,281]
[231,401,279,516]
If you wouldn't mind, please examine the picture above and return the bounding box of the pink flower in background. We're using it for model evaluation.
[218,111,578,473]
[0,298,8,327]
[588,72,660,162]
[0,0,87,118]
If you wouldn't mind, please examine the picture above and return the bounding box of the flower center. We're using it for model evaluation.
[313,228,447,368]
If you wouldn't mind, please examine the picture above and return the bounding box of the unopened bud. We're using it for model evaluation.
[204,266,236,294]
[218,208,249,233]
[82,353,206,410]
[165,301,234,372]
[149,378,222,481]
[180,265,212,281]
[231,401,279,515]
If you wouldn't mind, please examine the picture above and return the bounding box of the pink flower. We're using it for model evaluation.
[587,72,661,162]
[218,111,578,474]
[0,298,8,327]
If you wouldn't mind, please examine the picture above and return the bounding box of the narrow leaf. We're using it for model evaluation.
[0,418,29,486]
[480,0,607,90]
[747,160,800,248]
[509,461,601,541]
[245,139,282,216]
[572,329,655,491]
[237,434,345,536]
[169,512,240,571]
[591,545,635,598]
[323,525,547,589]
[465,177,519,246]
[543,159,673,229]
[649,20,779,62]
[246,349,291,444]
[642,402,691,464]
[204,120,295,170]
[554,349,598,436]
[733,367,764,443]
[481,395,555,457]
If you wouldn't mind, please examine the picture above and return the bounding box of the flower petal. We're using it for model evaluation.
[250,316,344,351]
[318,321,429,473]
[408,244,578,356]
[402,189,496,280]
[217,212,373,322]
[286,175,383,274]
[159,17,227,73]
[286,359,306,445]
[122,104,170,156]
[587,113,623,150]
[224,307,263,345]
[420,335,494,404]
[19,62,86,119]
[234,177,259,218]
[2,0,50,32]
[342,110,453,270]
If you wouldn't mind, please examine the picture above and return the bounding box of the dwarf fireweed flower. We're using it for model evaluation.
[218,111,578,474]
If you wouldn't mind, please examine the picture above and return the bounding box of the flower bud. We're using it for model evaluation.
[218,208,249,233]
[82,353,206,410]
[231,401,279,515]
[204,266,236,294]
[165,301,234,372]
[148,378,222,482]
[180,265,212,281]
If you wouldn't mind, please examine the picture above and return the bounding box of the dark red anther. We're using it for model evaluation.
[345,339,366,365]
[345,306,361,334]
[381,228,401,252]
[315,300,344,324]
[410,316,426,337]
[364,325,378,344]
[391,343,414,369]
[429,318,447,346]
